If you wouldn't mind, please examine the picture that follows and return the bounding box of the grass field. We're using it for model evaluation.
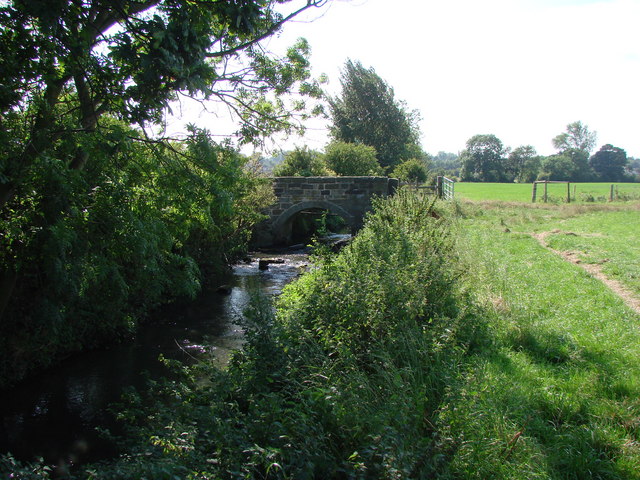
[454,182,640,203]
[444,199,640,478]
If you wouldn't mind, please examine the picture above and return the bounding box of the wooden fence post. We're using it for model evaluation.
[531,182,537,203]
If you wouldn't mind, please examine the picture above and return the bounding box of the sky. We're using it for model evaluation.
[166,0,640,158]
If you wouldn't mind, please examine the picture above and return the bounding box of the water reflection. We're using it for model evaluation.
[0,252,308,470]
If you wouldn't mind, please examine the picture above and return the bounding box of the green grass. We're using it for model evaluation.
[455,182,640,203]
[442,200,640,478]
[17,194,637,479]
[458,201,640,298]
[529,209,640,297]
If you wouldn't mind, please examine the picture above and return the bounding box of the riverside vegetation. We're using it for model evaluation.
[0,124,275,388]
[3,191,640,479]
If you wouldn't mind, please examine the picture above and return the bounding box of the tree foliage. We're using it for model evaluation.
[0,0,326,384]
[0,0,326,208]
[322,141,382,176]
[460,134,507,182]
[508,145,541,183]
[539,148,593,182]
[432,152,460,171]
[627,157,640,181]
[552,121,597,155]
[589,144,628,182]
[391,158,429,184]
[0,123,274,386]
[539,153,577,181]
[328,59,423,171]
[272,146,331,177]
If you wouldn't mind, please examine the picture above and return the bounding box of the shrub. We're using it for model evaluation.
[391,158,429,184]
[322,141,383,176]
[272,146,332,177]
[80,189,474,478]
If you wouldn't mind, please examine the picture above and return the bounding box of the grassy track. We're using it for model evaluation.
[445,200,640,478]
[455,182,640,203]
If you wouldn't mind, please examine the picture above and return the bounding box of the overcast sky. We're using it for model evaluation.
[168,0,640,158]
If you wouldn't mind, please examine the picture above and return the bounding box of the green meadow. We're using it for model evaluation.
[444,199,640,478]
[455,182,640,203]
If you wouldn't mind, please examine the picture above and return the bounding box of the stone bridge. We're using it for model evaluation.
[253,176,399,247]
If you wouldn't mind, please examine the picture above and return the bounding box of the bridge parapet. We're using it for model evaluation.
[254,176,398,247]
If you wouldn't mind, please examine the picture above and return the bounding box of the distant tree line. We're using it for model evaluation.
[458,122,638,183]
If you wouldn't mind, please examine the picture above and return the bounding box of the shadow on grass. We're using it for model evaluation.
[439,315,640,479]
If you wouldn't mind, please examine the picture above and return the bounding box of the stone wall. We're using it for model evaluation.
[254,176,398,247]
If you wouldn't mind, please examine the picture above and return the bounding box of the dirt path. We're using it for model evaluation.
[531,229,640,315]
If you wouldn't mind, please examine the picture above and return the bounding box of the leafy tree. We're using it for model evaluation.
[539,147,594,182]
[430,151,460,178]
[0,0,326,382]
[432,152,460,170]
[589,144,629,182]
[549,121,598,181]
[539,153,577,181]
[459,134,507,182]
[391,158,429,184]
[627,157,640,181]
[328,59,423,171]
[565,148,595,181]
[272,146,331,177]
[508,145,541,183]
[322,141,382,176]
[552,121,597,155]
[0,0,326,210]
[0,122,274,385]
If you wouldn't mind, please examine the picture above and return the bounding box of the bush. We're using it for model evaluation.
[322,141,383,176]
[272,146,332,177]
[391,158,429,184]
[80,189,477,479]
[0,125,273,387]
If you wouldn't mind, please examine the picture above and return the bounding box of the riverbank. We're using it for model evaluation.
[33,189,462,478]
[0,251,309,475]
[4,194,639,479]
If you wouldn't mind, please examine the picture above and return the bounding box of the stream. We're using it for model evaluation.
[0,250,310,473]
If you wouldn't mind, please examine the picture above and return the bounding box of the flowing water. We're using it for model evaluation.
[0,251,309,473]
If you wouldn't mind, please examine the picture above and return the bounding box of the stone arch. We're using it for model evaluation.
[272,200,356,244]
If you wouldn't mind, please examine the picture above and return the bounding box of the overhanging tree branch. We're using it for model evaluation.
[206,0,327,58]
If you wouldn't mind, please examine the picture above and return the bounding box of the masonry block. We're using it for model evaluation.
[254,176,398,248]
